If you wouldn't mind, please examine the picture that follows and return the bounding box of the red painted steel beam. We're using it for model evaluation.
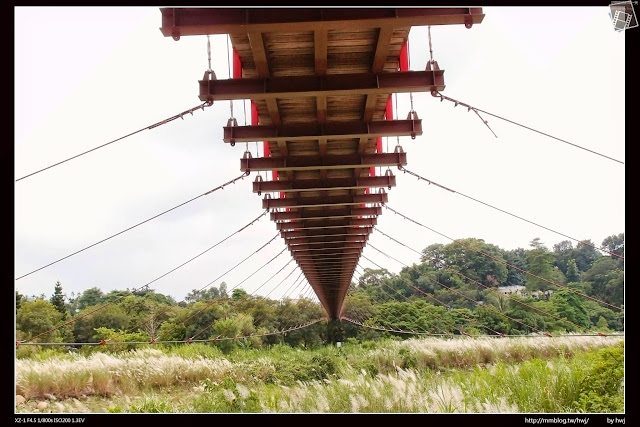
[296,259,361,266]
[199,71,444,102]
[306,277,355,285]
[292,250,363,258]
[160,8,485,39]
[263,192,387,209]
[281,227,373,239]
[271,206,381,221]
[297,260,360,266]
[254,175,396,193]
[296,264,359,272]
[224,120,422,143]
[289,242,366,252]
[293,247,363,255]
[277,217,377,231]
[304,270,358,278]
[284,235,369,245]
[241,152,406,172]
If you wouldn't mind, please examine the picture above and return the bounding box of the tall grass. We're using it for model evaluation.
[15,335,623,413]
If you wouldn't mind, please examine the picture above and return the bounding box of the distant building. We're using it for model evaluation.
[497,285,525,295]
[497,285,553,299]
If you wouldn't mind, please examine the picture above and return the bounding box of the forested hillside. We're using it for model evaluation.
[15,233,623,351]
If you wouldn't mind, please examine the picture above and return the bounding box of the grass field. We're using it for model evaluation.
[15,335,624,413]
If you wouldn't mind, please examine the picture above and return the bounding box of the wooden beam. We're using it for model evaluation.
[314,28,328,75]
[372,26,394,73]
[265,98,281,126]
[248,32,270,77]
[316,97,327,124]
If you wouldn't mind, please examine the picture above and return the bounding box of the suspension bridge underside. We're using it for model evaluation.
[160,7,484,320]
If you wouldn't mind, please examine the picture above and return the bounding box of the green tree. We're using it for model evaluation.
[50,281,67,319]
[212,313,258,353]
[421,243,447,269]
[582,299,623,332]
[548,287,590,331]
[572,240,601,273]
[504,295,548,334]
[502,248,528,288]
[72,304,128,343]
[565,259,581,283]
[16,299,64,342]
[231,288,249,301]
[582,257,624,305]
[76,287,105,310]
[525,238,565,292]
[118,294,173,339]
[16,290,24,314]
[219,282,229,299]
[182,300,227,341]
[552,240,573,275]
[601,233,624,258]
[356,268,392,301]
[426,238,508,289]
[275,297,326,347]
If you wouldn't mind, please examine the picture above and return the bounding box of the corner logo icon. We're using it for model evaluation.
[610,1,638,31]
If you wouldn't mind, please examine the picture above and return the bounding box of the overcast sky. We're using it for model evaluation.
[14,7,625,305]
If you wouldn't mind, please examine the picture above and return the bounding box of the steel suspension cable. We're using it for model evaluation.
[363,251,547,336]
[432,91,624,165]
[104,229,277,343]
[16,102,213,182]
[15,172,251,280]
[355,263,497,336]
[396,166,623,260]
[369,240,588,334]
[383,205,623,312]
[353,265,452,336]
[159,244,287,341]
[360,256,503,336]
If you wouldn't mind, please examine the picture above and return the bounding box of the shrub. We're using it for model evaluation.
[573,342,624,412]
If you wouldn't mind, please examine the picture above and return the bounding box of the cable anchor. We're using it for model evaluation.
[255,173,263,196]
[406,110,419,139]
[384,168,394,190]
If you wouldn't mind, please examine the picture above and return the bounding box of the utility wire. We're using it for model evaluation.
[396,166,624,260]
[15,102,212,182]
[433,91,624,165]
[15,172,250,280]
